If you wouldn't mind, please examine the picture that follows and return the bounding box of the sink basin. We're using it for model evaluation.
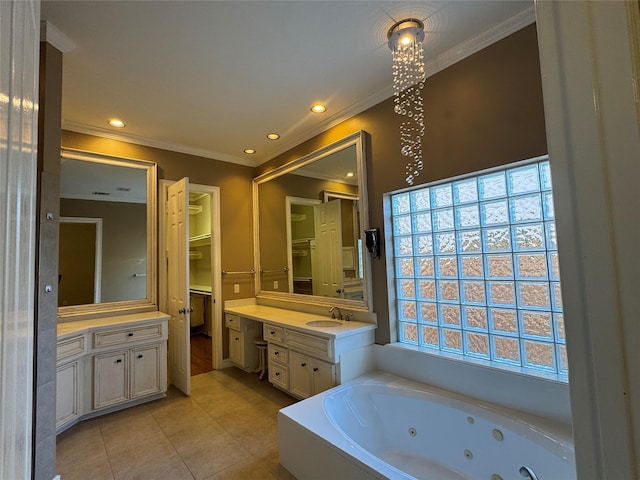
[306,320,343,328]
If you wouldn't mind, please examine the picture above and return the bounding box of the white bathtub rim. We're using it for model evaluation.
[322,375,575,460]
[279,371,574,480]
[279,380,417,479]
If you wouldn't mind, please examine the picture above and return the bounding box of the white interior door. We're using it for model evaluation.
[167,177,190,394]
[313,200,343,297]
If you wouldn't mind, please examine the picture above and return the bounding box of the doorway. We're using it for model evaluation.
[159,180,223,393]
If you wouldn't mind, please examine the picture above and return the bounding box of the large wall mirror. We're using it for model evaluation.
[253,131,373,311]
[57,149,158,320]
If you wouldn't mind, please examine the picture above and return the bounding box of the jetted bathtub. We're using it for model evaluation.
[278,372,575,480]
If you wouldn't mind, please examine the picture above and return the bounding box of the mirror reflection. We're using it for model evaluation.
[255,132,371,309]
[59,155,148,307]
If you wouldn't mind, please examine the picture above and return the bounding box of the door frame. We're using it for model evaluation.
[159,180,225,370]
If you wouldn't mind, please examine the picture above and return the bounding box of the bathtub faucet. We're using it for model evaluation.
[519,466,539,480]
[329,306,343,320]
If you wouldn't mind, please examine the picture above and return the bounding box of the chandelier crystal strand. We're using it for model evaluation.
[389,21,426,185]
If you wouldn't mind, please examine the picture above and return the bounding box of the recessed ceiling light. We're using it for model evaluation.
[266,133,280,140]
[244,148,256,154]
[311,104,326,113]
[345,172,355,178]
[108,118,125,128]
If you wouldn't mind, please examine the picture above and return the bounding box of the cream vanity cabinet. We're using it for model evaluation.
[56,334,86,431]
[225,304,375,399]
[226,313,262,372]
[263,323,360,400]
[289,351,335,399]
[56,312,169,434]
[93,343,164,409]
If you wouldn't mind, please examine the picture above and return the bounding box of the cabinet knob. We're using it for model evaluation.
[275,372,280,376]
[313,367,319,372]
[127,332,134,337]
[270,331,275,335]
[301,363,307,367]
[274,351,279,356]
[137,354,143,359]
[235,337,239,341]
[115,359,122,363]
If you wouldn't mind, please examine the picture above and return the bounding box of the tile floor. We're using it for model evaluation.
[56,368,299,480]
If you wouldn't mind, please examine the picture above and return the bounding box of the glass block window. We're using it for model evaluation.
[391,158,567,377]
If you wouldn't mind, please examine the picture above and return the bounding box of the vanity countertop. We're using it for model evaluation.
[57,311,170,340]
[224,304,375,339]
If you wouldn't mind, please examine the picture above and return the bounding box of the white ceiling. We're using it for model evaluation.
[60,157,147,203]
[41,0,534,167]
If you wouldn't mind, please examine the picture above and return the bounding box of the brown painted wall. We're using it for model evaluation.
[258,25,548,343]
[61,130,256,300]
[60,25,545,346]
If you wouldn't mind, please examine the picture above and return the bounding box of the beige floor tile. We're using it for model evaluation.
[224,416,278,456]
[56,420,105,463]
[255,450,298,480]
[164,421,227,454]
[57,368,300,480]
[178,431,252,480]
[112,452,195,480]
[56,452,115,480]
[105,430,178,466]
[192,389,250,415]
[202,457,278,480]
[152,397,223,438]
[99,410,160,440]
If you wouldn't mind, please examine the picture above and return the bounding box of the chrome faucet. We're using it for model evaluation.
[519,466,539,480]
[329,306,343,320]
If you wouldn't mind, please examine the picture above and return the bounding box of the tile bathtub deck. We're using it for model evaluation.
[56,368,298,480]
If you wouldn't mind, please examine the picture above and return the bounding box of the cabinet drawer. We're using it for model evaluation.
[93,323,163,348]
[263,324,284,343]
[57,334,85,361]
[268,343,288,363]
[225,313,240,330]
[286,330,333,361]
[268,362,289,390]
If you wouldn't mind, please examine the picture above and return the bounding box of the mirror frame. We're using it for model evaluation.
[253,130,373,312]
[57,148,158,320]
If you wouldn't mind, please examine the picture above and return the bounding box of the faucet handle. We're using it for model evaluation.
[344,313,353,321]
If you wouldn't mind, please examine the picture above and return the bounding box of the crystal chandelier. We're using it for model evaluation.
[387,19,426,185]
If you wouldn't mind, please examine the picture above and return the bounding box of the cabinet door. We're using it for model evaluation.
[289,351,312,399]
[229,329,244,366]
[268,361,289,390]
[131,345,161,399]
[94,351,128,409]
[311,360,336,395]
[56,360,81,429]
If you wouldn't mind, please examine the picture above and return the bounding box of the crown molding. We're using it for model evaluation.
[256,86,393,166]
[258,6,535,166]
[62,6,536,168]
[40,21,76,53]
[62,121,256,167]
